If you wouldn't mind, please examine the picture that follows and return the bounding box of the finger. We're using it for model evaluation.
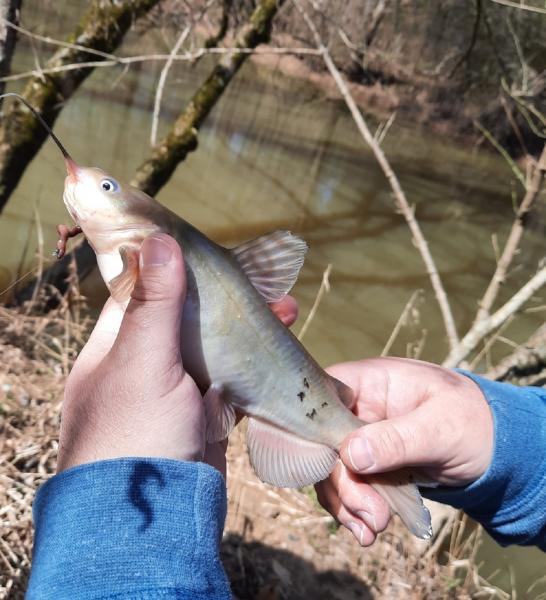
[316,478,376,547]
[268,295,298,327]
[341,404,443,475]
[70,297,125,377]
[326,461,390,534]
[115,233,186,369]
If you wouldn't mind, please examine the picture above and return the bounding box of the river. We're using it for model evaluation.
[0,2,545,596]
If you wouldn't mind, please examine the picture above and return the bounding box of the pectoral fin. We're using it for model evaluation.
[246,417,337,488]
[204,383,236,443]
[108,246,139,302]
[368,469,432,539]
[231,230,308,302]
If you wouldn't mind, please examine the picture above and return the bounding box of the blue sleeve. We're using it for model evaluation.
[423,372,546,550]
[27,457,231,599]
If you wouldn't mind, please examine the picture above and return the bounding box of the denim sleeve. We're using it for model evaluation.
[423,372,546,551]
[27,458,231,599]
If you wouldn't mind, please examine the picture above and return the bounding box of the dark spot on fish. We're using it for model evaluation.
[303,377,310,389]
[321,402,328,408]
[298,391,305,402]
[305,408,317,420]
[408,473,414,482]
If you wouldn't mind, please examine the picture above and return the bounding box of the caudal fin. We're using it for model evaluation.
[368,469,432,539]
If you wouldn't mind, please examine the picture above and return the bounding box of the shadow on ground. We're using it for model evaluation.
[222,533,372,600]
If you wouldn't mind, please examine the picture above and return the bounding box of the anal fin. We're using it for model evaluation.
[247,417,337,488]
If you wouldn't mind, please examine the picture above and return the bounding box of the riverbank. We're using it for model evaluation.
[0,291,507,599]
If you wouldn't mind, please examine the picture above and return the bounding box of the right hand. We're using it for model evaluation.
[315,358,494,546]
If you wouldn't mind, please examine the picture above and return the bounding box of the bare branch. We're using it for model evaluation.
[490,0,546,14]
[474,143,546,323]
[443,263,546,368]
[294,0,460,351]
[298,264,332,341]
[150,25,192,146]
[381,290,422,357]
[0,46,322,84]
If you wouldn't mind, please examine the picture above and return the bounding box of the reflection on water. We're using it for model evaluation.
[1,5,545,594]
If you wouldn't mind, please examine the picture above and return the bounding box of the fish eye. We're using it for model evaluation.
[100,178,119,193]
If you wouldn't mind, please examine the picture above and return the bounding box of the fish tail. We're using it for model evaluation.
[368,469,432,539]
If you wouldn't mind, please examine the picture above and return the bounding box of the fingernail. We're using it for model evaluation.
[347,521,365,546]
[347,437,374,472]
[358,510,377,532]
[141,235,172,267]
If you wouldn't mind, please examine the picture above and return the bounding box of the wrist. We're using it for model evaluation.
[423,372,546,548]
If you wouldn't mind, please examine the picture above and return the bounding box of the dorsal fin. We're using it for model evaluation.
[231,231,308,303]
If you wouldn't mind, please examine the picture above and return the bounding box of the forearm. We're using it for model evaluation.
[424,372,546,550]
[27,458,231,599]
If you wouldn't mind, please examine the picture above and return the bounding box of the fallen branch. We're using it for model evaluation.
[443,263,546,368]
[295,0,460,352]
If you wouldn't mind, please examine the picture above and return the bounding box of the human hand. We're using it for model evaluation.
[316,358,494,546]
[58,233,298,475]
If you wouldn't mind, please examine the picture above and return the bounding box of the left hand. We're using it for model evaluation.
[58,233,298,475]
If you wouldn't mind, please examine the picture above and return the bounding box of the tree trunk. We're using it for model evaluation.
[0,0,160,213]
[0,0,21,98]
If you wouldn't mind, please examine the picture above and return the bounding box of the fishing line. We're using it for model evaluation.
[0,262,51,297]
[0,92,72,158]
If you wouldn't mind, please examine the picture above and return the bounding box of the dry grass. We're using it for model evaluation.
[0,283,508,600]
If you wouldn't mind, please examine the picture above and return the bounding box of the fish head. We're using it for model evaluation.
[63,158,159,252]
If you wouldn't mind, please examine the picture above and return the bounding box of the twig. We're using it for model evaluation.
[474,120,526,189]
[444,263,546,367]
[381,289,422,357]
[474,143,546,323]
[490,0,546,14]
[0,46,322,83]
[294,0,459,351]
[150,25,192,146]
[298,264,332,341]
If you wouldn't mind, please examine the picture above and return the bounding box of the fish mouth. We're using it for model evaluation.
[64,157,82,184]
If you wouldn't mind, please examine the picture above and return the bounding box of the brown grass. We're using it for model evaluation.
[0,282,507,600]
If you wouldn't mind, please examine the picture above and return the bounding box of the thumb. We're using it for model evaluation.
[340,408,435,475]
[115,233,186,360]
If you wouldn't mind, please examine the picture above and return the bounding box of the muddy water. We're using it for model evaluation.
[1,5,545,594]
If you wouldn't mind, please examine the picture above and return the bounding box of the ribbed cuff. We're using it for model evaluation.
[27,458,231,599]
[422,372,546,550]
